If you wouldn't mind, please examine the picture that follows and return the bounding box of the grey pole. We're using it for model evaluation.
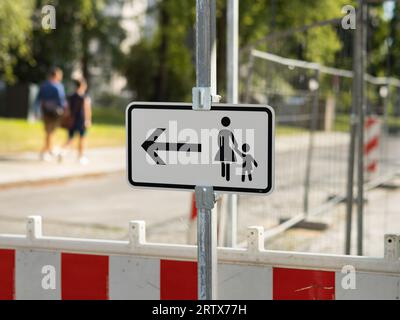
[210,0,218,97]
[227,0,239,104]
[345,84,358,255]
[193,0,218,300]
[196,0,211,88]
[356,0,367,256]
[303,70,320,215]
[226,0,239,247]
[381,85,390,156]
[244,51,255,103]
[345,2,366,255]
[195,186,217,300]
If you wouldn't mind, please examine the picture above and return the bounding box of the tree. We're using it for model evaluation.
[125,0,392,103]
[0,1,34,83]
[13,0,126,86]
[388,2,400,77]
[124,0,195,102]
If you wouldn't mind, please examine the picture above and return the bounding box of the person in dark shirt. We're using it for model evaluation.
[35,67,67,161]
[60,78,92,165]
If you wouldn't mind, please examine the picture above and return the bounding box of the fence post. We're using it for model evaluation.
[247,226,265,253]
[244,49,255,103]
[355,0,367,256]
[129,221,146,248]
[345,85,358,254]
[303,69,321,215]
[384,234,400,261]
[27,216,43,241]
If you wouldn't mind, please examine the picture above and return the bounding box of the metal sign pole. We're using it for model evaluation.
[193,0,218,300]
[226,0,239,247]
[195,186,217,300]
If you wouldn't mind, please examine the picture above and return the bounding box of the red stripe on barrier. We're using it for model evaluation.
[0,249,15,300]
[61,253,109,300]
[365,117,378,129]
[190,193,197,220]
[160,260,197,300]
[367,161,378,173]
[364,136,379,155]
[273,267,335,300]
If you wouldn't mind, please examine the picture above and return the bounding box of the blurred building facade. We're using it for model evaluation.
[88,0,157,105]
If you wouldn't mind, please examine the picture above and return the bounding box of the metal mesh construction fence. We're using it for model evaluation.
[236,49,400,255]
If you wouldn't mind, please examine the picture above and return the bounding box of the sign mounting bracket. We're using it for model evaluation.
[192,87,221,111]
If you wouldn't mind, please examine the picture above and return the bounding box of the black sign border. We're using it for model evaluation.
[127,102,274,194]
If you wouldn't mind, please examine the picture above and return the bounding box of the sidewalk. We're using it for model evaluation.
[0,132,350,188]
[0,147,125,188]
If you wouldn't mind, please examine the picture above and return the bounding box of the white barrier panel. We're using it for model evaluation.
[0,217,399,300]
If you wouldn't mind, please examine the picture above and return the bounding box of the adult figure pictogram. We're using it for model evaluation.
[215,117,238,181]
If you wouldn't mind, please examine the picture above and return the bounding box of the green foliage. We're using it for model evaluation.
[0,0,34,83]
[13,0,126,85]
[271,0,350,64]
[368,5,391,77]
[389,2,400,77]
[123,0,195,102]
[124,41,159,101]
[92,107,125,125]
[1,0,398,105]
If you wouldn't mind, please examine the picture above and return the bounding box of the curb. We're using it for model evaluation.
[0,170,124,190]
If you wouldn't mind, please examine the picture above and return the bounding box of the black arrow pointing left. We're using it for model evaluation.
[142,128,202,165]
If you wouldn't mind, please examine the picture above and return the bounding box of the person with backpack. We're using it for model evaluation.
[35,67,67,161]
[60,78,92,165]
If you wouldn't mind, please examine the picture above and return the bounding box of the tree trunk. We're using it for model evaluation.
[81,27,90,86]
[155,3,169,101]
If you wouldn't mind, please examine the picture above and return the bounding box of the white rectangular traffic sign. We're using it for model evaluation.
[126,102,275,195]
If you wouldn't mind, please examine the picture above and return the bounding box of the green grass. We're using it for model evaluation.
[276,125,308,136]
[334,114,400,133]
[388,116,400,128]
[0,117,125,154]
[92,107,125,126]
[334,114,350,132]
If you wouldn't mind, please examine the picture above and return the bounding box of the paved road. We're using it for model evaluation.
[0,173,192,243]
[0,171,399,258]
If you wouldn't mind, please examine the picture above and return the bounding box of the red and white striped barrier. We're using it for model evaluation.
[187,193,197,244]
[0,217,399,300]
[364,116,381,179]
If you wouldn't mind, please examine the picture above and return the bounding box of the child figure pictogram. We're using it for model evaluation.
[239,143,258,182]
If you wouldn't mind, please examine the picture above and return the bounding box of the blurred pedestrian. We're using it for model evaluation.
[60,78,92,165]
[35,67,67,161]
